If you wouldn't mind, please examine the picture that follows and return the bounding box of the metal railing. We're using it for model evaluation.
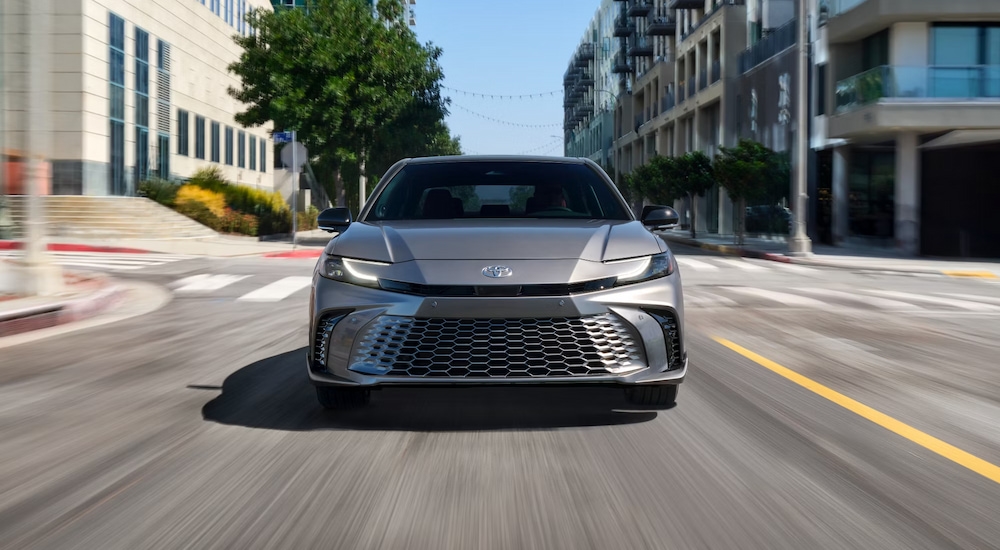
[737,18,796,74]
[835,65,1000,113]
[661,92,676,112]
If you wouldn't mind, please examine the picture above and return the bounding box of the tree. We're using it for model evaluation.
[713,139,780,245]
[228,0,457,212]
[673,152,715,238]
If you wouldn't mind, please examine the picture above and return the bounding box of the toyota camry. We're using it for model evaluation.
[308,156,686,410]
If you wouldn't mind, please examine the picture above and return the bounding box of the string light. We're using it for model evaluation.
[452,103,562,129]
[442,85,562,100]
[518,138,564,155]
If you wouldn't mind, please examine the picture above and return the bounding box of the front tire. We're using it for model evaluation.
[624,384,677,407]
[316,386,370,410]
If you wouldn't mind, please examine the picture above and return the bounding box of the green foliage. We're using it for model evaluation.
[229,0,460,205]
[138,177,179,207]
[673,151,715,199]
[713,139,779,202]
[297,205,319,231]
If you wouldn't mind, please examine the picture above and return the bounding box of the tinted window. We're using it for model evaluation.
[365,161,631,222]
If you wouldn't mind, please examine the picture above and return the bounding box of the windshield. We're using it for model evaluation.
[364,161,633,221]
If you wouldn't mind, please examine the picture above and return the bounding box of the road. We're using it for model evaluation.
[1,245,999,549]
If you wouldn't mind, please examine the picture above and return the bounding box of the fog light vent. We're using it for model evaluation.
[644,309,682,370]
[313,312,348,368]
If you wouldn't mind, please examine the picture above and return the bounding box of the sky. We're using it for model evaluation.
[413,1,601,157]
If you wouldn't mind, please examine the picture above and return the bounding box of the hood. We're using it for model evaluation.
[325,219,665,263]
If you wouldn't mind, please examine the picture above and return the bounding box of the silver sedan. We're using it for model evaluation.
[308,156,686,410]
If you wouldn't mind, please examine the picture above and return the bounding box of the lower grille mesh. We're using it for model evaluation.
[350,314,642,378]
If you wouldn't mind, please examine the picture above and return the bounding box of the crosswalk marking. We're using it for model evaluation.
[717,258,767,271]
[172,274,251,292]
[862,290,1000,312]
[791,288,924,310]
[676,258,719,271]
[683,292,738,307]
[765,262,818,274]
[721,286,829,308]
[0,251,198,272]
[237,276,312,302]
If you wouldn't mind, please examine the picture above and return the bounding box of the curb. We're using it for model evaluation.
[0,241,153,254]
[660,234,790,263]
[264,249,323,259]
[0,278,127,338]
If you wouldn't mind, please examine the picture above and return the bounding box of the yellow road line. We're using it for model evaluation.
[712,336,1000,485]
[941,271,998,279]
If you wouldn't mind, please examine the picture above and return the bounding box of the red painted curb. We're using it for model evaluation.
[0,241,152,254]
[264,249,323,258]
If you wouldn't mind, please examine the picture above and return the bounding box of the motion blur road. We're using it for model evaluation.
[2,244,999,549]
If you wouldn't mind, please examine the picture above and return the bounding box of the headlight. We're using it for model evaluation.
[320,256,388,288]
[613,251,675,286]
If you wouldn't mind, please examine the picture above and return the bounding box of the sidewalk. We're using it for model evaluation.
[659,231,1000,279]
[0,265,127,338]
[0,230,335,258]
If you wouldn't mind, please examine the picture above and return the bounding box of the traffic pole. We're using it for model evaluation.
[788,0,813,256]
[291,130,297,247]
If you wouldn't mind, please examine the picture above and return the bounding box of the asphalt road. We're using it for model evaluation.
[1,244,999,549]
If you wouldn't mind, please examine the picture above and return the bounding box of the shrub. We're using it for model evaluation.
[297,205,319,231]
[219,208,259,236]
[175,201,220,230]
[138,178,178,207]
[175,185,227,217]
[179,167,291,236]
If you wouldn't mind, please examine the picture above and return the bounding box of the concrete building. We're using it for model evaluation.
[271,0,417,26]
[1,0,275,196]
[819,0,1000,258]
[608,0,747,235]
[563,0,619,168]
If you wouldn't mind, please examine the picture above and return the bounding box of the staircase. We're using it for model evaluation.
[2,196,217,240]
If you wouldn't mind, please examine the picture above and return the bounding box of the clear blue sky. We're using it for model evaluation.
[413,1,600,157]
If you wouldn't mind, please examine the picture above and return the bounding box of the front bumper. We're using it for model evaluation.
[307,272,687,388]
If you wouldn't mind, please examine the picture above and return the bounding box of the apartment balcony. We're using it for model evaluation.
[830,65,1000,138]
[687,78,696,97]
[645,12,677,36]
[698,68,708,91]
[681,0,745,42]
[628,34,654,58]
[576,43,595,64]
[677,82,686,103]
[738,18,795,74]
[627,0,652,17]
[824,0,997,44]
[612,54,634,74]
[580,70,595,85]
[661,92,676,113]
[669,0,704,8]
[614,14,635,37]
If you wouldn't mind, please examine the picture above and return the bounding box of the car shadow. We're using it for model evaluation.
[201,348,664,432]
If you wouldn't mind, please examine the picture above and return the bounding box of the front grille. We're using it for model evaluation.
[378,277,618,298]
[350,314,643,378]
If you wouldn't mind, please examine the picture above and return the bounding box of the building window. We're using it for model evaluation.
[237,130,246,168]
[158,133,170,179]
[135,27,150,183]
[109,12,126,195]
[861,30,889,71]
[249,136,257,171]
[225,126,234,165]
[931,24,1000,97]
[260,139,267,173]
[178,110,190,156]
[817,64,827,116]
[211,122,221,162]
[195,116,206,159]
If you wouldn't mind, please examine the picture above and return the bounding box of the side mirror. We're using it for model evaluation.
[641,206,679,230]
[318,207,352,233]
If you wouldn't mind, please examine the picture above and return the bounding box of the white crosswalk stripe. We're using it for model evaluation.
[717,258,767,271]
[0,250,198,271]
[676,258,719,271]
[720,286,829,308]
[682,285,1000,313]
[171,274,251,292]
[862,290,1000,312]
[791,287,924,311]
[237,276,312,302]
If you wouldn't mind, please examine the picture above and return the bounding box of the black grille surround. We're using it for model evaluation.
[312,310,350,370]
[377,276,618,298]
[349,314,644,379]
[644,308,683,370]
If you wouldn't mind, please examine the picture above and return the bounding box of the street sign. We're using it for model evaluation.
[273,131,293,144]
[280,142,308,173]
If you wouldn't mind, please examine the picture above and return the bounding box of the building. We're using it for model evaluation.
[271,0,417,26]
[1,0,275,196]
[606,0,747,235]
[815,0,1000,258]
[563,0,618,168]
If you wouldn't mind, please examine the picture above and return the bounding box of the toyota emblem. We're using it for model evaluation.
[482,265,513,278]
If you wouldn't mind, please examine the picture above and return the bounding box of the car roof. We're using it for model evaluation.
[400,155,590,165]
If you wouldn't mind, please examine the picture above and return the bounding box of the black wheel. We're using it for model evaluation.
[316,386,370,410]
[624,384,678,407]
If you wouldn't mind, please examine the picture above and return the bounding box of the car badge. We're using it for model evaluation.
[482,265,513,278]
